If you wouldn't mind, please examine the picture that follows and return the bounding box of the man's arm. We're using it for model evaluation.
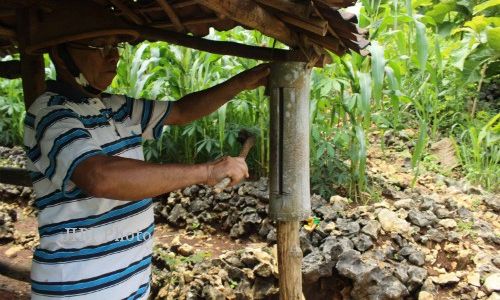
[72,155,248,201]
[165,64,270,125]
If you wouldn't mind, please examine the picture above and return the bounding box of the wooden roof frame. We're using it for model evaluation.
[0,0,369,105]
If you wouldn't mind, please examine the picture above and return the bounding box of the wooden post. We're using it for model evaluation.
[269,62,312,299]
[16,7,46,109]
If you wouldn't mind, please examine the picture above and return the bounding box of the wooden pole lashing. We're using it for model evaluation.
[269,62,312,299]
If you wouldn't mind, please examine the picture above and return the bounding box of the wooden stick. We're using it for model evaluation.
[138,27,328,66]
[155,0,185,32]
[0,60,21,79]
[108,0,144,25]
[198,0,297,47]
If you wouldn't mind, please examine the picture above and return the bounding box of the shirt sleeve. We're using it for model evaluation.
[30,105,104,195]
[126,96,173,140]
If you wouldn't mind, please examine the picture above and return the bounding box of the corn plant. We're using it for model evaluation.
[455,113,500,191]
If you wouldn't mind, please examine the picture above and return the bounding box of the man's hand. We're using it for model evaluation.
[234,63,271,91]
[205,156,249,187]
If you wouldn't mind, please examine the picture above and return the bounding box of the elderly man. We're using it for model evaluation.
[23,5,270,299]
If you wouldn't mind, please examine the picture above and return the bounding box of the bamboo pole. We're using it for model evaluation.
[269,62,312,300]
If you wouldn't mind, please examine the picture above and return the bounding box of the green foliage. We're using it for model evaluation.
[0,1,498,197]
[454,113,500,191]
[0,57,24,146]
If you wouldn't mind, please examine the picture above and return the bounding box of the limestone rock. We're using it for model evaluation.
[484,273,500,294]
[377,208,411,234]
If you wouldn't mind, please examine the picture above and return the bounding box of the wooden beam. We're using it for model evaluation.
[151,16,220,30]
[0,167,32,187]
[314,0,356,8]
[172,0,198,9]
[308,34,345,56]
[0,60,21,79]
[197,0,297,47]
[0,257,31,282]
[0,9,16,18]
[155,0,185,32]
[108,0,145,25]
[16,7,45,108]
[277,222,303,300]
[253,0,311,18]
[138,27,328,66]
[0,25,16,38]
[277,13,328,36]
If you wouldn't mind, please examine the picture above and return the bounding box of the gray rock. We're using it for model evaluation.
[361,220,381,239]
[189,198,210,214]
[425,228,446,243]
[240,252,259,268]
[202,285,225,300]
[408,210,438,227]
[299,230,314,256]
[421,197,436,210]
[241,213,262,228]
[214,192,232,201]
[258,219,274,238]
[266,228,277,243]
[492,257,500,269]
[336,218,360,235]
[254,263,273,278]
[167,204,188,227]
[320,236,354,261]
[230,222,246,238]
[447,231,462,243]
[252,276,278,299]
[407,266,428,291]
[182,185,200,197]
[351,267,409,300]
[457,207,473,220]
[484,196,500,212]
[393,264,409,283]
[302,249,334,283]
[352,234,373,252]
[336,250,376,279]
[409,251,426,266]
[314,205,338,221]
[394,199,414,210]
[434,206,453,219]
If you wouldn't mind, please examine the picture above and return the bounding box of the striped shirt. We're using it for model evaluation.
[23,80,172,299]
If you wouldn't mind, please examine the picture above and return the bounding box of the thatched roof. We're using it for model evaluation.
[0,0,368,65]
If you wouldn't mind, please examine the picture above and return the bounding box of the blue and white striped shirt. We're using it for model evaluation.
[24,81,171,299]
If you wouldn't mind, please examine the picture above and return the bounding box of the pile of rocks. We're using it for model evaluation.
[152,243,279,300]
[0,146,33,203]
[152,179,500,299]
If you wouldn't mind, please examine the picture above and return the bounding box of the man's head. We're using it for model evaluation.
[51,35,122,91]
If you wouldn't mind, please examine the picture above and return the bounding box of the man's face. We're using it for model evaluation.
[66,35,121,91]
